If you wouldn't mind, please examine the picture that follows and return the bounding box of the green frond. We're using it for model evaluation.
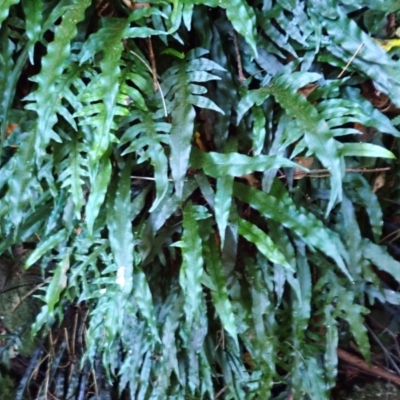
[3,1,400,398]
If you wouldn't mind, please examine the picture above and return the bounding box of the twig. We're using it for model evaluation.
[233,30,246,84]
[366,324,400,375]
[72,311,78,357]
[147,37,159,92]
[131,175,175,181]
[129,50,168,117]
[9,279,49,313]
[92,367,99,398]
[131,167,390,183]
[283,166,391,180]
[338,348,400,385]
[214,386,227,399]
[380,227,400,243]
[64,328,71,358]
[338,42,364,78]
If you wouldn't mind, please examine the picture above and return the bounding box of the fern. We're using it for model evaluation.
[162,48,224,198]
[2,1,400,399]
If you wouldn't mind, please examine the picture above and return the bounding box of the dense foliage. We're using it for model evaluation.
[2,0,400,398]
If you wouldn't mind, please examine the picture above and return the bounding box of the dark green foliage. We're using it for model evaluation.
[1,0,400,398]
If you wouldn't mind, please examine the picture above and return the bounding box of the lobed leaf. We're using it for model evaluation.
[268,72,343,214]
[190,147,305,177]
[0,0,19,28]
[106,160,134,295]
[322,14,400,108]
[45,253,70,316]
[215,175,233,248]
[252,105,266,156]
[337,291,371,363]
[362,239,400,283]
[203,235,238,347]
[340,143,396,159]
[82,19,130,164]
[22,0,43,63]
[238,218,293,271]
[85,155,111,237]
[25,229,68,268]
[233,182,351,280]
[32,253,70,335]
[170,97,195,199]
[29,0,91,158]
[58,136,87,219]
[344,173,383,242]
[178,203,204,332]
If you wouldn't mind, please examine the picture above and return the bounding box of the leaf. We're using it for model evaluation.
[340,143,396,159]
[25,229,68,268]
[344,173,383,242]
[222,0,258,58]
[221,1,258,56]
[301,357,330,399]
[267,72,343,214]
[119,112,170,212]
[215,175,233,248]
[22,0,43,63]
[188,94,224,113]
[338,196,363,277]
[203,235,238,347]
[106,159,134,295]
[238,218,293,271]
[238,71,344,214]
[178,203,204,332]
[0,0,19,28]
[236,88,271,123]
[170,97,195,199]
[343,87,400,137]
[337,290,370,363]
[86,155,111,237]
[80,18,130,164]
[4,131,37,233]
[161,47,185,59]
[190,147,305,177]
[258,15,297,57]
[29,0,91,158]
[362,238,400,283]
[133,264,159,340]
[58,136,87,219]
[163,51,223,199]
[233,182,351,280]
[183,0,257,57]
[252,105,266,156]
[245,257,276,391]
[147,141,170,212]
[322,14,400,108]
[324,305,339,389]
[0,26,19,154]
[32,253,70,335]
[195,171,215,210]
[45,253,70,315]
[355,0,400,12]
[182,2,194,31]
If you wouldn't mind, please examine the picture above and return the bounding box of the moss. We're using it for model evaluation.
[338,382,400,400]
[0,271,42,356]
[0,374,16,400]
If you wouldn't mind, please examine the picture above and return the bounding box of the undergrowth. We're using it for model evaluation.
[1,0,400,398]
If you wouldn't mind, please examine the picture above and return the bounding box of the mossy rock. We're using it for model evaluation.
[338,382,400,399]
[0,263,42,356]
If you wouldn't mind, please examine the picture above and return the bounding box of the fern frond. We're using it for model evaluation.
[162,49,224,198]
